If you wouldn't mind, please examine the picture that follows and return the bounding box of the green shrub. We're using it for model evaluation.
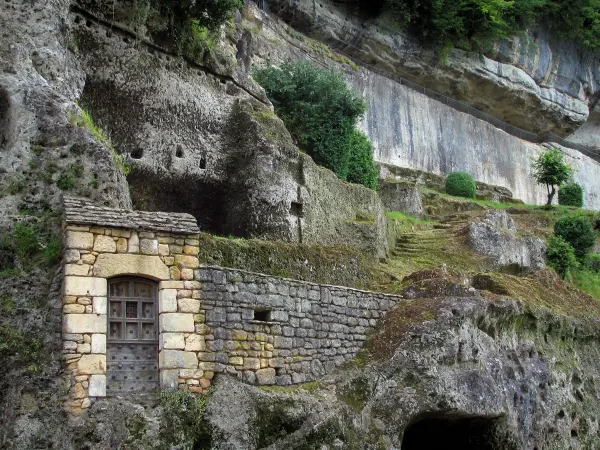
[554,215,596,260]
[347,130,378,189]
[12,223,40,261]
[56,164,84,191]
[367,0,600,54]
[546,236,578,279]
[163,0,242,32]
[558,183,584,207]
[254,61,367,182]
[159,389,212,449]
[585,253,600,273]
[445,172,476,198]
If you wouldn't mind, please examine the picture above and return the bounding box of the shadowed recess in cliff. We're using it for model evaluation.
[0,87,10,149]
[128,169,227,235]
[401,414,518,450]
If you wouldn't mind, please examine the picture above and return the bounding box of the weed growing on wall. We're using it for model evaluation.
[70,106,131,175]
[254,61,378,189]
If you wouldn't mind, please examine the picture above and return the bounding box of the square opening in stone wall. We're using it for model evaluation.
[290,202,303,217]
[253,308,271,322]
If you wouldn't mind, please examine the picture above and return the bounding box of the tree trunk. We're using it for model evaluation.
[547,184,556,206]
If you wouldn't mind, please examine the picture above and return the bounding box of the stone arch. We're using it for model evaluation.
[0,87,10,150]
[401,413,518,450]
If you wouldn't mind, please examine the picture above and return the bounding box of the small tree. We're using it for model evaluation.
[532,148,572,207]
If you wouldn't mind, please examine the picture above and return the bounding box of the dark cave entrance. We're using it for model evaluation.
[401,414,517,450]
[128,170,228,236]
[0,88,10,149]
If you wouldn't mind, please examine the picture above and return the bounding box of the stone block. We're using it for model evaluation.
[88,375,106,397]
[270,310,289,322]
[93,254,169,280]
[256,368,276,385]
[159,289,177,313]
[174,255,200,269]
[91,334,106,354]
[158,244,170,256]
[159,313,195,333]
[159,350,198,369]
[64,250,80,263]
[160,333,185,349]
[178,298,200,313]
[184,334,205,351]
[64,314,107,334]
[63,304,85,314]
[128,232,140,253]
[65,264,91,276]
[116,238,128,253]
[160,281,185,289]
[77,343,91,353]
[93,297,107,314]
[64,277,107,297]
[66,231,94,250]
[160,369,180,390]
[181,268,194,280]
[77,355,106,374]
[243,358,261,370]
[94,235,116,253]
[183,245,199,255]
[140,239,159,255]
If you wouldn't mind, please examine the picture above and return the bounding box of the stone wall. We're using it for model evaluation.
[61,209,207,413]
[194,267,402,386]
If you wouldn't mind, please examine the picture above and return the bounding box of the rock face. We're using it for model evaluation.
[70,6,390,258]
[469,210,546,272]
[239,4,600,209]
[377,180,424,216]
[267,0,597,138]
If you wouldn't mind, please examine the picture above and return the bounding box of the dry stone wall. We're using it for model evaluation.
[195,267,402,386]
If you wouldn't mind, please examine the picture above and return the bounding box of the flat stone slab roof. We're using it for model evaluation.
[63,196,200,234]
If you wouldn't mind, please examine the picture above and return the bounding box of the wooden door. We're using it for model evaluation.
[106,278,159,395]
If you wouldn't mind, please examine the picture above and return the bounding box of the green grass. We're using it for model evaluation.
[70,105,131,175]
[572,269,600,301]
[386,211,435,233]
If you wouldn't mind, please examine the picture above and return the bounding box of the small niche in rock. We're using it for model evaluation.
[199,155,206,169]
[0,87,10,149]
[175,146,183,158]
[401,414,518,450]
[130,148,144,159]
[253,309,271,322]
[290,201,303,217]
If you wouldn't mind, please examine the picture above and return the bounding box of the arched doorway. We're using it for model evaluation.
[106,277,159,395]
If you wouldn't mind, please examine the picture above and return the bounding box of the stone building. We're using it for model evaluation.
[61,196,402,413]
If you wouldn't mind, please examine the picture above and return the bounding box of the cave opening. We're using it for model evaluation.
[401,414,517,450]
[0,88,10,150]
[128,170,228,235]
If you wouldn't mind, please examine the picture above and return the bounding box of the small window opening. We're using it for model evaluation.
[290,201,303,217]
[253,309,271,322]
[199,155,207,169]
[175,146,183,158]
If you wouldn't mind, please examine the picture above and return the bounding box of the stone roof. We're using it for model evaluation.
[63,196,200,235]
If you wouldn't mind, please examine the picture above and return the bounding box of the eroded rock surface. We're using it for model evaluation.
[267,0,597,137]
[469,210,546,272]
